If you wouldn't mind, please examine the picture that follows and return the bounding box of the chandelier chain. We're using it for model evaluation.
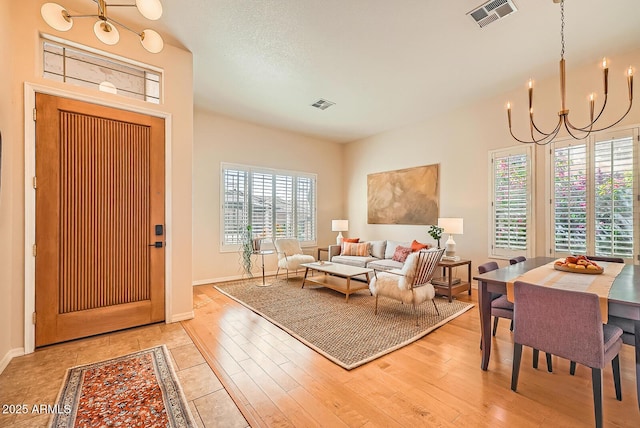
[560,0,565,59]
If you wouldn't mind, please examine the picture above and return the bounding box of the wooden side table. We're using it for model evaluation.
[317,247,329,261]
[432,259,472,302]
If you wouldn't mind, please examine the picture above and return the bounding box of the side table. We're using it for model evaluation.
[432,259,472,302]
[317,247,329,261]
[253,250,274,287]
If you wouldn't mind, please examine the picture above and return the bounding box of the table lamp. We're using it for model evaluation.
[438,217,463,261]
[332,219,349,245]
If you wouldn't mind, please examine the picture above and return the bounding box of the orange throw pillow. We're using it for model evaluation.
[411,239,431,252]
[343,238,359,243]
[341,242,370,256]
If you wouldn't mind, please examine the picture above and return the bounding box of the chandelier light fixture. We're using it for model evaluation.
[507,0,634,145]
[41,0,164,53]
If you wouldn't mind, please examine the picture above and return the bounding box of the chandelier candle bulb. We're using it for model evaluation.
[505,0,634,145]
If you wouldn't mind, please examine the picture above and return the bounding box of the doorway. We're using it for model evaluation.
[34,93,166,347]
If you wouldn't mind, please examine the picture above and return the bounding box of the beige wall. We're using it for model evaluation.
[0,0,17,367]
[1,0,193,366]
[192,109,344,283]
[344,47,640,273]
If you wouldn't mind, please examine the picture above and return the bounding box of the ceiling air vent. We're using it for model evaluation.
[468,0,518,28]
[311,99,335,110]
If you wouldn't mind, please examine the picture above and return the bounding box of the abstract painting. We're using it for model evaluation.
[367,164,440,225]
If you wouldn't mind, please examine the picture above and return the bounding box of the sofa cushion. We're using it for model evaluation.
[367,259,403,271]
[331,255,377,268]
[411,239,431,252]
[392,245,412,262]
[368,240,386,259]
[384,240,411,259]
[341,242,370,256]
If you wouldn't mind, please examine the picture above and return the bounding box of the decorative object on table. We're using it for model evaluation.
[331,219,348,245]
[427,224,444,248]
[438,217,463,261]
[240,225,254,277]
[213,275,473,370]
[506,0,634,145]
[554,255,603,274]
[50,345,196,427]
[367,163,440,225]
[41,0,165,53]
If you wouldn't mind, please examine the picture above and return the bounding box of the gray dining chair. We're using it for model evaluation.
[568,255,625,376]
[511,281,623,428]
[478,261,514,336]
[506,256,554,370]
[509,256,526,265]
[478,261,552,371]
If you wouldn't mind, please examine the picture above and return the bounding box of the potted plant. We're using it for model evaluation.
[240,225,254,277]
[428,224,444,249]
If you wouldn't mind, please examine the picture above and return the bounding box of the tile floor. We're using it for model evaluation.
[0,323,248,428]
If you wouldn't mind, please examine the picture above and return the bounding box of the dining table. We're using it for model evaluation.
[473,257,640,409]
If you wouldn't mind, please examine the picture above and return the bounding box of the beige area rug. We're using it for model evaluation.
[214,277,474,370]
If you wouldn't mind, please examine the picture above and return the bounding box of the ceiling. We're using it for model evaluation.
[125,1,640,142]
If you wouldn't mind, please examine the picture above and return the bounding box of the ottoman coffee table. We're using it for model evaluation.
[301,262,372,302]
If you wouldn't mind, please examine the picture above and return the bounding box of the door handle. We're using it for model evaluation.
[148,241,163,248]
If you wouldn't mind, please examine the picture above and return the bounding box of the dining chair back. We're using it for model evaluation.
[511,281,623,428]
[509,256,526,265]
[478,261,514,337]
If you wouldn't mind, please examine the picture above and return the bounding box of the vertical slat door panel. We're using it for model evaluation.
[35,93,165,347]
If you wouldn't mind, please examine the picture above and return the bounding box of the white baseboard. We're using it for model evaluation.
[192,270,279,286]
[0,348,25,375]
[169,311,194,323]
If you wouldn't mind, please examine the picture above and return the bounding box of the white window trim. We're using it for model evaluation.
[488,145,535,259]
[220,162,318,252]
[544,125,640,263]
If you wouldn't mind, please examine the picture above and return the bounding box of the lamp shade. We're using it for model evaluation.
[41,3,73,31]
[438,218,463,235]
[331,219,348,232]
[140,29,164,53]
[94,20,120,45]
[136,0,163,20]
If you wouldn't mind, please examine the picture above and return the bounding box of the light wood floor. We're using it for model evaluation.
[186,281,640,427]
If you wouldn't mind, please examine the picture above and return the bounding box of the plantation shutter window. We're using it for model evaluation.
[553,143,588,255]
[489,146,533,259]
[221,163,317,250]
[550,129,638,260]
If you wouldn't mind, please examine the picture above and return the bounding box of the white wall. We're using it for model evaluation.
[344,47,640,273]
[192,110,345,284]
[1,0,194,369]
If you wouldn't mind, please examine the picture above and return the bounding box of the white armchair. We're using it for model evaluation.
[369,248,445,325]
[274,238,315,281]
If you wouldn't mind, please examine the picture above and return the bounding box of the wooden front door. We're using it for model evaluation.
[34,93,165,347]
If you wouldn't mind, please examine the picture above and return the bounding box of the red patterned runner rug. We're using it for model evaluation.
[50,345,195,427]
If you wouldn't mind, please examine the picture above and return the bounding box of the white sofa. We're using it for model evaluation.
[328,239,430,271]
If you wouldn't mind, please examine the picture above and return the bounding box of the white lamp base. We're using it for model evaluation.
[443,234,459,261]
[336,232,344,245]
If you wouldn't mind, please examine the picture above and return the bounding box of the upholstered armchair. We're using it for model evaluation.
[511,281,623,428]
[274,238,315,281]
[369,248,445,325]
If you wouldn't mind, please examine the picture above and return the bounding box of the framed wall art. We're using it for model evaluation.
[367,163,440,225]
